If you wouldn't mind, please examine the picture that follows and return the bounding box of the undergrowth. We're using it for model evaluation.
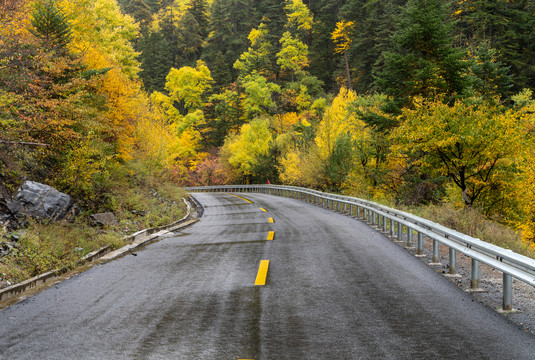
[411,203,535,259]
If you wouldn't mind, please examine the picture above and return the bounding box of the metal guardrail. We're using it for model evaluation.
[185,184,535,311]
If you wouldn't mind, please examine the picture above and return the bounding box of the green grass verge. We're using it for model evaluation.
[0,179,187,285]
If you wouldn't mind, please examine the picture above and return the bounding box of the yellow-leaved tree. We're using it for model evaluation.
[331,20,355,89]
[315,87,357,160]
[150,60,213,180]
[220,118,273,183]
[60,0,143,160]
[511,90,535,245]
[393,96,525,216]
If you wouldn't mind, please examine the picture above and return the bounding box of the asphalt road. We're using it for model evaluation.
[1,192,534,359]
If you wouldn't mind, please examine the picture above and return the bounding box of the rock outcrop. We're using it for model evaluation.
[7,181,74,221]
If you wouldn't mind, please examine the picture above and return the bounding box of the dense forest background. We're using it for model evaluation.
[1,0,535,246]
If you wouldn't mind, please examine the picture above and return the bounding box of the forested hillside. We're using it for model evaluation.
[1,0,535,251]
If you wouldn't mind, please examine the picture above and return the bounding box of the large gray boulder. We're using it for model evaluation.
[7,181,73,221]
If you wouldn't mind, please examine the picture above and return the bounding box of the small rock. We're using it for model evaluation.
[90,212,119,227]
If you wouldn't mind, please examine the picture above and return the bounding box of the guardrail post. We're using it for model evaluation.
[406,227,413,247]
[397,222,402,240]
[503,273,513,311]
[417,232,424,255]
[449,248,457,275]
[471,259,480,289]
[432,240,440,264]
[390,219,394,237]
[383,216,387,231]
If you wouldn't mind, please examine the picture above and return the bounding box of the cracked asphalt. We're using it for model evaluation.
[0,192,534,359]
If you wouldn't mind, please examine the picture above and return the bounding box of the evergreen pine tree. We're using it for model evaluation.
[308,0,346,91]
[30,0,71,52]
[339,0,405,93]
[202,0,256,87]
[454,0,535,91]
[139,31,175,93]
[123,0,152,26]
[189,0,210,39]
[375,0,467,108]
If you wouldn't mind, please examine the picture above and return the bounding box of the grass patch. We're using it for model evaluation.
[0,220,123,283]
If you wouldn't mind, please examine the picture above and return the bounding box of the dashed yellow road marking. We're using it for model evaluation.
[266,231,275,241]
[231,194,253,203]
[259,207,268,212]
[268,217,274,223]
[254,260,270,286]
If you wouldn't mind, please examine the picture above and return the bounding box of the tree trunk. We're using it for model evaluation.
[344,51,351,89]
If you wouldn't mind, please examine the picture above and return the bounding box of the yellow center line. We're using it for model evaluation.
[259,207,268,212]
[254,260,270,286]
[268,217,274,223]
[266,231,275,241]
[231,194,253,203]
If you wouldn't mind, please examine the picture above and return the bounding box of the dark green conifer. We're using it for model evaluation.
[30,0,71,52]
[375,0,467,108]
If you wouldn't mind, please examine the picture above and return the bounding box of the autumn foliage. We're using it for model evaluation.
[1,0,535,250]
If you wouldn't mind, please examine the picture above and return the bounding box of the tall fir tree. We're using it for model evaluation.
[30,0,72,52]
[375,0,467,109]
[308,0,346,91]
[339,0,406,93]
[202,0,256,87]
[454,0,535,91]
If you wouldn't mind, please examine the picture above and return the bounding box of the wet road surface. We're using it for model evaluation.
[1,192,534,359]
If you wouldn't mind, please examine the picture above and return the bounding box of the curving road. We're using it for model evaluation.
[0,192,534,359]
